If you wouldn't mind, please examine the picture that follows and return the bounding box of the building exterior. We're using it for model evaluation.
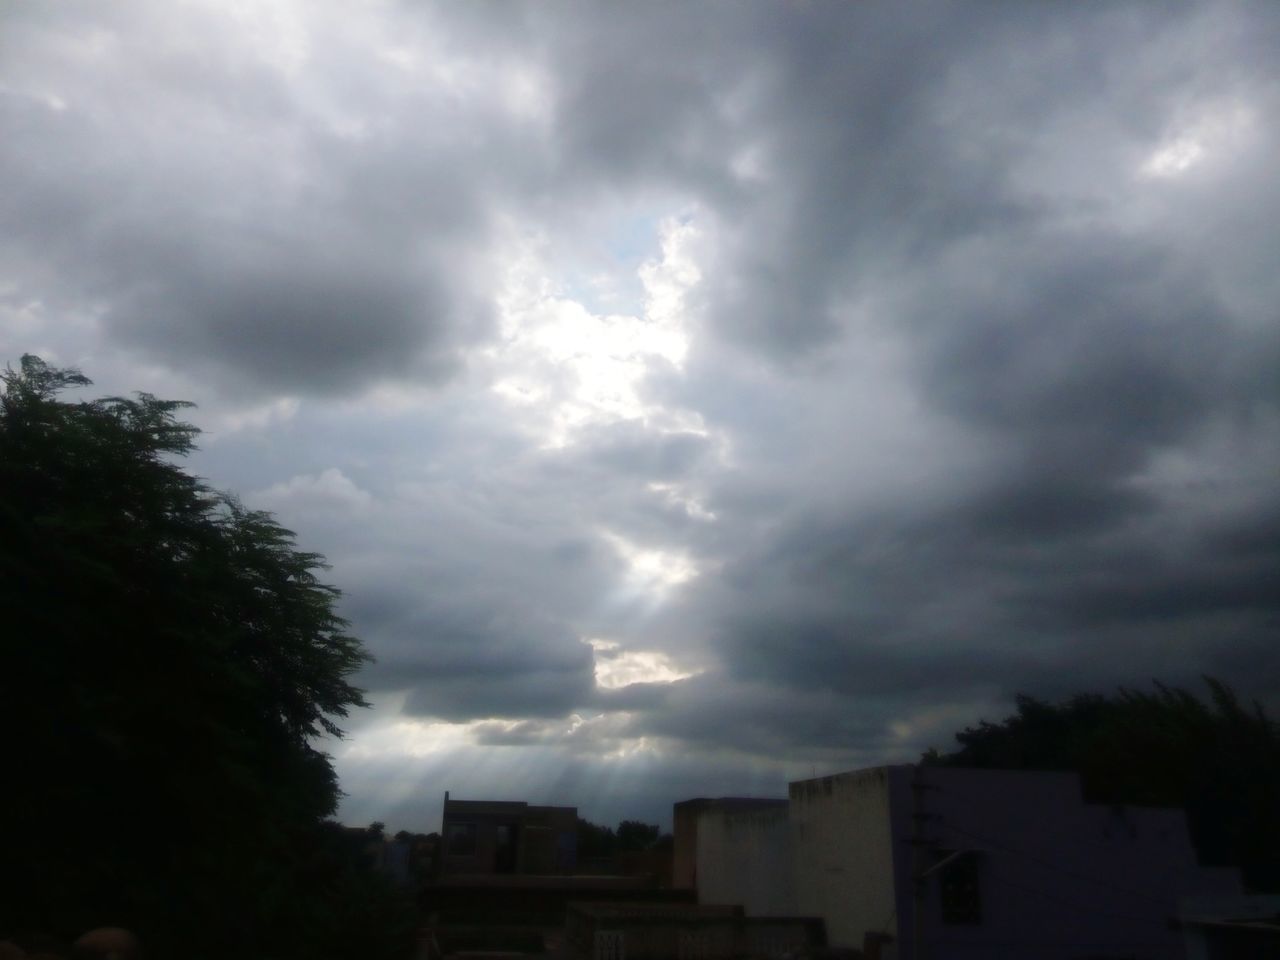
[439,793,578,876]
[564,902,824,960]
[1178,894,1280,959]
[684,765,1245,959]
[672,798,786,892]
[790,766,898,953]
[693,800,792,916]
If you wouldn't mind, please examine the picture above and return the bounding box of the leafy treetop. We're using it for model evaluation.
[0,356,405,957]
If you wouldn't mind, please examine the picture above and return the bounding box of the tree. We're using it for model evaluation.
[0,357,411,957]
[576,817,666,859]
[576,817,618,860]
[924,677,1280,891]
[615,820,661,852]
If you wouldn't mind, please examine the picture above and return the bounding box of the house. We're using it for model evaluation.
[439,792,578,876]
[672,797,787,893]
[674,798,792,915]
[428,794,691,953]
[681,765,1245,959]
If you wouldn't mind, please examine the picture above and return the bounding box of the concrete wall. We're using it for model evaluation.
[1180,894,1280,960]
[789,767,900,951]
[890,765,1245,960]
[696,802,793,915]
[689,766,1247,958]
[672,799,707,889]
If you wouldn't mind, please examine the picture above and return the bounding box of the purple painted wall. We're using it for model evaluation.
[884,765,1242,960]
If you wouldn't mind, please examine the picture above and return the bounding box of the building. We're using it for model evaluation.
[672,797,786,892]
[439,793,578,876]
[683,799,793,916]
[564,902,824,960]
[682,765,1245,960]
[1178,893,1280,959]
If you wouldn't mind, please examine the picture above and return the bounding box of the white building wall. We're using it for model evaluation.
[789,768,899,950]
[696,804,794,915]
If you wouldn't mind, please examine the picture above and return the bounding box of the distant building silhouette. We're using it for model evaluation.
[439,792,577,876]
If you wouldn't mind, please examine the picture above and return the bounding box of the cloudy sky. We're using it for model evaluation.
[4,1,1278,831]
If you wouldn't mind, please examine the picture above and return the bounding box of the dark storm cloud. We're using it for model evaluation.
[402,667,593,723]
[0,2,513,395]
[912,239,1231,455]
[703,453,1280,725]
[590,681,679,713]
[632,675,915,762]
[324,524,607,722]
[5,0,1279,797]
[372,600,595,722]
[678,212,1278,724]
[359,598,597,722]
[113,229,462,392]
[597,1,1280,745]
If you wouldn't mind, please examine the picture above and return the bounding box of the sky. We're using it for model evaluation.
[3,1,1278,833]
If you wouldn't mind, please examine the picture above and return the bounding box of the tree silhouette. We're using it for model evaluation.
[615,820,661,852]
[1,356,412,957]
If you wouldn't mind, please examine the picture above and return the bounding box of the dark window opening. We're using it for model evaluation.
[447,822,477,857]
[495,823,519,873]
[939,851,982,925]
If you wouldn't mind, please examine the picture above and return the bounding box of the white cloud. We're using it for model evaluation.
[6,0,1279,826]
[487,215,704,448]
[253,468,373,512]
[647,482,717,521]
[1139,100,1255,179]
[600,529,699,600]
[589,638,699,689]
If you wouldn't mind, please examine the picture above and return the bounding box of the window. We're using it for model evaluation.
[939,851,982,925]
[446,822,477,857]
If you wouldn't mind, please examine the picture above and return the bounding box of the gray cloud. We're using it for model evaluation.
[3,0,1278,820]
[0,2,514,395]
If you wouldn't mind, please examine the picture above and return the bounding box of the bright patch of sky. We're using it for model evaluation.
[489,215,704,449]
[588,638,699,689]
[647,482,717,521]
[600,529,700,602]
[1140,100,1255,179]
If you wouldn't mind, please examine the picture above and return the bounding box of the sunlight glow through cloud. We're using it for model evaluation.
[1140,101,1254,179]
[600,529,699,598]
[589,638,699,689]
[339,717,476,760]
[490,216,703,448]
[648,482,717,521]
[8,0,1279,839]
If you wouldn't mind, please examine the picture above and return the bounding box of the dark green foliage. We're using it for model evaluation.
[925,678,1280,891]
[576,817,618,859]
[576,818,666,859]
[615,820,661,852]
[397,831,440,882]
[246,822,418,960]
[0,357,413,957]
